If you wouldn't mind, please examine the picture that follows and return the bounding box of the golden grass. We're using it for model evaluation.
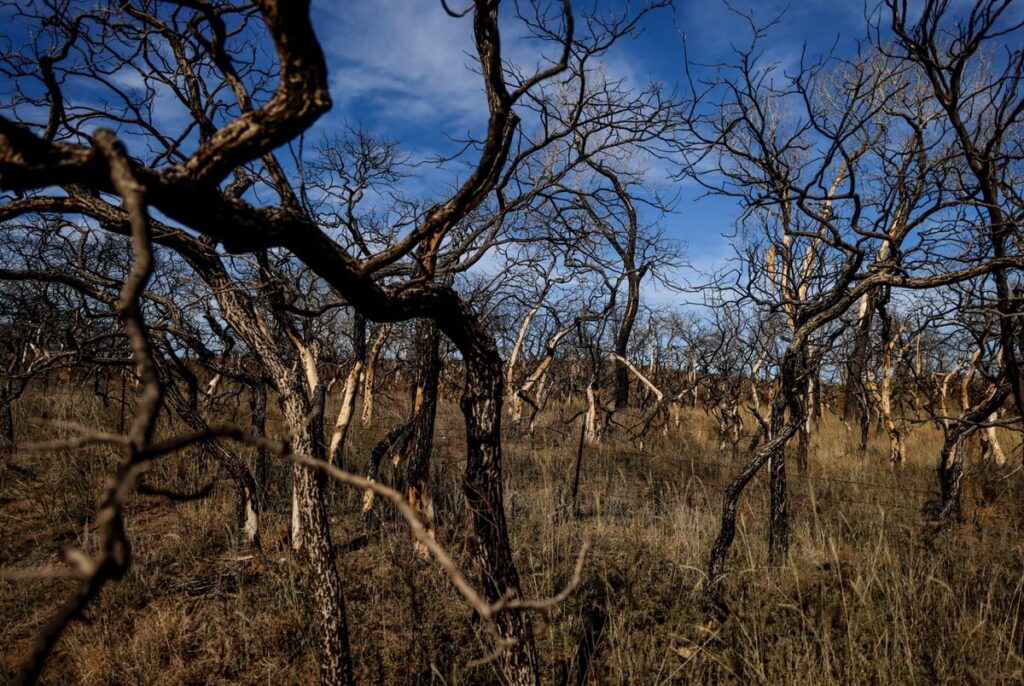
[3,383,1024,684]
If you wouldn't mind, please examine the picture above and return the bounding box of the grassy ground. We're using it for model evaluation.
[3,384,1024,684]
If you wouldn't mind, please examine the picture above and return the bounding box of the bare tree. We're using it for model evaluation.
[678,13,1023,614]
[883,0,1024,429]
[0,1,677,682]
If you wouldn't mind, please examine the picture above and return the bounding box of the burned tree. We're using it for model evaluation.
[0,1,678,682]
[679,12,1023,612]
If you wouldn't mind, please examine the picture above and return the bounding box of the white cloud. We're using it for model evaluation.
[311,0,487,127]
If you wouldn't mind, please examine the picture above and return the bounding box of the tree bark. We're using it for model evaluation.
[249,383,270,505]
[360,420,413,515]
[612,270,640,409]
[360,323,390,426]
[460,336,539,684]
[405,319,441,556]
[570,414,587,515]
[767,391,790,563]
[979,412,1006,466]
[178,248,353,685]
[707,347,804,613]
[936,386,1009,527]
[0,397,13,452]
[281,388,354,686]
[584,380,600,444]
[328,313,366,467]
[844,292,875,422]
[876,290,906,467]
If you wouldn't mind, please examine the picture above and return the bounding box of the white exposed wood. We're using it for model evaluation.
[327,361,362,463]
[609,352,663,404]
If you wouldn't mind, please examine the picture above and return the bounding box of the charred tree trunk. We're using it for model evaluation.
[794,419,809,474]
[986,209,1024,446]
[707,347,804,614]
[587,160,644,413]
[767,389,790,563]
[405,318,441,554]
[249,383,270,505]
[875,289,906,468]
[281,387,354,686]
[0,381,28,456]
[790,352,806,475]
[857,391,871,452]
[569,414,587,515]
[460,335,539,684]
[936,430,965,525]
[935,386,1009,527]
[844,293,874,422]
[174,249,354,686]
[612,270,640,409]
[0,396,13,453]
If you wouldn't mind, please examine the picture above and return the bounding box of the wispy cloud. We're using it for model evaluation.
[311,1,487,129]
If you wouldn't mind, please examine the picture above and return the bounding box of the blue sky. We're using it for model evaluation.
[307,0,878,286]
[6,0,1002,306]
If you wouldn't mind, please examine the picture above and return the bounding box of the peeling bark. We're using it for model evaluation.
[511,324,573,421]
[866,292,907,468]
[979,411,1006,465]
[506,301,541,394]
[328,313,366,467]
[360,323,390,426]
[584,380,600,444]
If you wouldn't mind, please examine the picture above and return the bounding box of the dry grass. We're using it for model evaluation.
[3,383,1024,684]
